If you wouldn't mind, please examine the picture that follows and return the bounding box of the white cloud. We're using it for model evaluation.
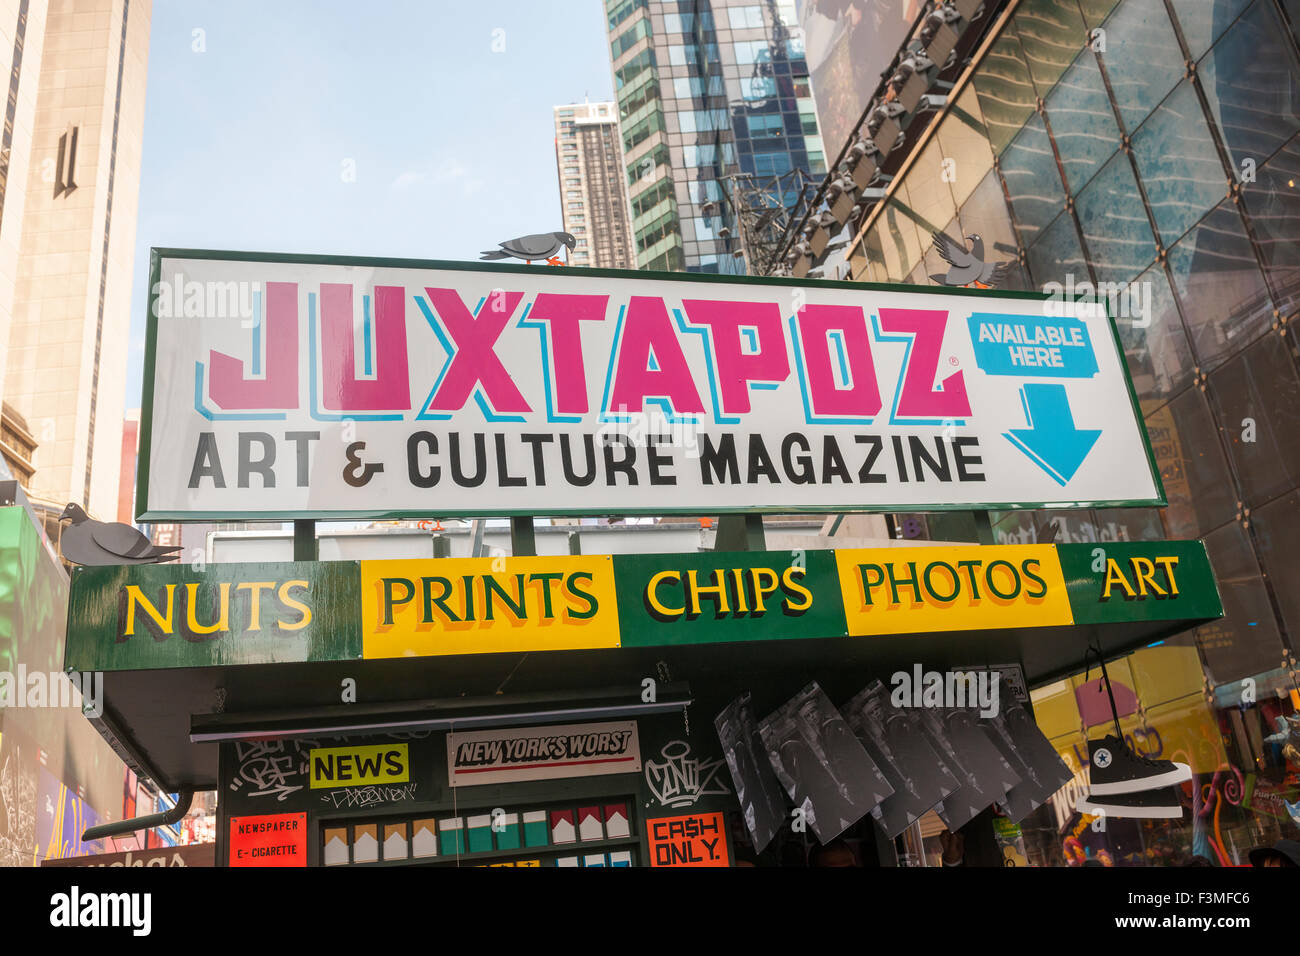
[391,156,483,195]
[391,170,424,190]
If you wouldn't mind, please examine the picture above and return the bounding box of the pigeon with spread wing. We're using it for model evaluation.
[929,231,1012,288]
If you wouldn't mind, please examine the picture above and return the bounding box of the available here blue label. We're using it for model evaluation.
[967,313,1098,378]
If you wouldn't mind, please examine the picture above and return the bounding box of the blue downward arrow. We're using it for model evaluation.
[1003,383,1101,486]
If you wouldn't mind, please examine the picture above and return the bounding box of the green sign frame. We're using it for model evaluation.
[136,247,1165,523]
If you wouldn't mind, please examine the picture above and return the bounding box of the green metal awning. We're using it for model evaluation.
[63,541,1222,791]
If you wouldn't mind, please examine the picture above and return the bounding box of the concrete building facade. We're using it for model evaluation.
[553,101,636,270]
[1,0,150,521]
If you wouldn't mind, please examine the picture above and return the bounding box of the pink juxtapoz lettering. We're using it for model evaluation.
[607,296,705,415]
[681,299,789,416]
[527,293,609,416]
[318,283,411,411]
[424,287,532,415]
[796,303,882,419]
[877,307,971,419]
[207,281,299,409]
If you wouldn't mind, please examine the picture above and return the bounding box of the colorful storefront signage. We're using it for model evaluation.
[446,722,642,787]
[645,812,730,867]
[361,555,619,657]
[64,544,1221,670]
[42,843,215,867]
[138,251,1162,521]
[1055,540,1220,624]
[65,559,359,671]
[228,812,307,867]
[308,743,409,789]
[834,544,1072,634]
[612,550,841,646]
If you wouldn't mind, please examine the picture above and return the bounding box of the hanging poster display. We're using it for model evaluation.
[992,701,1074,822]
[758,682,894,843]
[843,680,961,838]
[715,693,788,853]
[930,708,1022,831]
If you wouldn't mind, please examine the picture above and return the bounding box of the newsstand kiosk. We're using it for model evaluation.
[65,250,1221,867]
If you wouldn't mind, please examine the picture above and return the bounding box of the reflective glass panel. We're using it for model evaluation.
[1198,0,1300,171]
[971,26,1038,155]
[1167,200,1274,371]
[1014,0,1088,94]
[1097,0,1184,132]
[1131,81,1228,246]
[1206,332,1300,507]
[1119,264,1197,412]
[1075,150,1156,286]
[1197,522,1286,686]
[1170,0,1253,60]
[1144,387,1238,536]
[1025,210,1087,287]
[1251,489,1300,643]
[1044,49,1120,193]
[1241,135,1300,318]
[935,86,996,209]
[1000,112,1066,244]
[957,169,1033,291]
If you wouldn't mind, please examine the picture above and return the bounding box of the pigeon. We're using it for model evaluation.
[929,231,1012,288]
[480,232,576,266]
[58,503,183,566]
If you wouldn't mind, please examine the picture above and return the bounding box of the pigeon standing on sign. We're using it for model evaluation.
[929,231,1012,288]
[480,232,576,266]
[58,503,183,566]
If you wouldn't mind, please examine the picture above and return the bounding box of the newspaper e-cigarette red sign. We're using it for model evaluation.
[229,812,307,867]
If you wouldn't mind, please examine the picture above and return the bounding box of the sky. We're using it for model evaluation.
[125,0,614,408]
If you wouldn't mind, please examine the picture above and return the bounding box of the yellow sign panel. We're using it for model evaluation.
[361,556,620,658]
[834,545,1073,634]
[309,743,409,789]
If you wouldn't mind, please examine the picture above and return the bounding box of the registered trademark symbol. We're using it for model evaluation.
[948,356,959,366]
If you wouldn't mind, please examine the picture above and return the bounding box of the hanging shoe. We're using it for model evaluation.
[1076,785,1184,819]
[1086,734,1191,794]
[1080,646,1191,794]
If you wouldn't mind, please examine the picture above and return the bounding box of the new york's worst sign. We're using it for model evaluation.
[140,254,1162,518]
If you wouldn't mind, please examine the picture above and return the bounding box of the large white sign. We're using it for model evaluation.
[138,252,1162,519]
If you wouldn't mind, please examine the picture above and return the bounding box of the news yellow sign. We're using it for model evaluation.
[361,556,620,658]
[834,545,1073,634]
[309,743,409,789]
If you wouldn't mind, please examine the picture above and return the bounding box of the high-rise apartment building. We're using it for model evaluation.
[1,0,151,522]
[605,0,826,274]
[553,102,636,270]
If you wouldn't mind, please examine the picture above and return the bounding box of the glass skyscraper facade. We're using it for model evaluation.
[606,0,827,274]
[833,0,1300,865]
